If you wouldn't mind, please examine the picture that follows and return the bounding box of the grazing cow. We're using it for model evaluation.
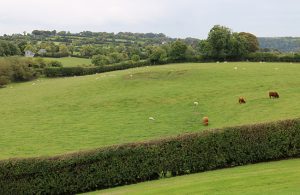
[203,117,209,126]
[239,97,246,104]
[269,91,279,98]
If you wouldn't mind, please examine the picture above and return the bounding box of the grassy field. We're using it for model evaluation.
[1,62,300,159]
[87,158,300,195]
[43,57,92,67]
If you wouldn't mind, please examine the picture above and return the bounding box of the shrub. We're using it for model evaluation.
[47,60,63,67]
[44,60,151,77]
[0,61,12,87]
[0,118,299,194]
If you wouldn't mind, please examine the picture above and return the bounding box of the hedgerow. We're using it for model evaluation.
[0,119,299,194]
[44,60,151,77]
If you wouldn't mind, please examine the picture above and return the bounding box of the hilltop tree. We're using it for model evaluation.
[239,32,259,52]
[207,25,232,60]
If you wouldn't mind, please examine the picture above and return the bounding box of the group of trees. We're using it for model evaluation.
[0,57,62,87]
[199,25,259,60]
[0,25,261,64]
[0,40,21,56]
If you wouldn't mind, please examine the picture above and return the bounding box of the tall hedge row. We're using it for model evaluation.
[246,52,300,62]
[1,119,300,194]
[44,60,151,77]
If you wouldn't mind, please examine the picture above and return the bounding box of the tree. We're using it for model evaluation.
[0,60,12,87]
[92,54,110,66]
[239,32,259,53]
[169,40,188,62]
[149,47,167,64]
[131,54,140,62]
[80,45,94,57]
[108,52,126,64]
[58,44,70,56]
[24,44,36,53]
[207,25,232,60]
[228,33,248,59]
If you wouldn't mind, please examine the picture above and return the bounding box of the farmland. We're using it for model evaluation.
[90,158,300,195]
[43,57,92,67]
[1,62,300,159]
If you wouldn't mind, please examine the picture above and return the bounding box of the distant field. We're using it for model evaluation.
[88,158,300,195]
[1,62,300,159]
[43,57,92,67]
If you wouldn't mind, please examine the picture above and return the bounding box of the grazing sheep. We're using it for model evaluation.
[239,97,246,104]
[269,91,279,98]
[149,117,155,120]
[203,117,209,126]
[234,67,238,70]
[194,102,199,106]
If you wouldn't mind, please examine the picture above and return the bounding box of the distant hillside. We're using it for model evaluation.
[258,37,300,52]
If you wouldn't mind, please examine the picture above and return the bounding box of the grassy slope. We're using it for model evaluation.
[1,62,300,159]
[43,57,92,67]
[88,158,300,195]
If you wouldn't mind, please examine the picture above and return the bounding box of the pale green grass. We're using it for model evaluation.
[87,158,300,195]
[43,57,92,67]
[1,62,300,159]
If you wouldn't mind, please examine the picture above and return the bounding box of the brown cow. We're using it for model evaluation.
[239,97,246,104]
[269,91,279,98]
[203,117,209,126]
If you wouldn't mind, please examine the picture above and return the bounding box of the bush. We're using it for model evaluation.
[44,60,151,77]
[47,60,63,67]
[0,118,299,194]
[0,61,12,87]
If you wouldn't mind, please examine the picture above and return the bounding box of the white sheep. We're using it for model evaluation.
[149,117,155,120]
[194,102,199,106]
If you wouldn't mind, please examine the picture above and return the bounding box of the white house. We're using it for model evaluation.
[25,50,35,57]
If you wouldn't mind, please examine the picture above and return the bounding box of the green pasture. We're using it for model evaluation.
[0,62,300,159]
[88,158,300,195]
[43,57,92,67]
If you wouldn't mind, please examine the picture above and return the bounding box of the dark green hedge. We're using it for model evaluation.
[1,119,300,194]
[247,52,300,62]
[44,60,151,77]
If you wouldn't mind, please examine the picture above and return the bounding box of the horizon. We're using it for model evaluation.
[2,29,300,39]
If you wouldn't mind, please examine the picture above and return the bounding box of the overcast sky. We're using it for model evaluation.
[1,0,300,38]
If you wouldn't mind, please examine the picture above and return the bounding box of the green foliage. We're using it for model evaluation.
[92,54,111,66]
[149,46,168,64]
[0,119,299,194]
[0,40,21,56]
[45,60,151,77]
[200,25,259,61]
[0,61,12,87]
[207,25,232,60]
[47,60,63,67]
[239,32,260,52]
[169,40,188,62]
[131,54,140,62]
[0,57,38,86]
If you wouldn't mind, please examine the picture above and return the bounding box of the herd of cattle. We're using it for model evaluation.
[203,91,280,126]
[239,91,280,104]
